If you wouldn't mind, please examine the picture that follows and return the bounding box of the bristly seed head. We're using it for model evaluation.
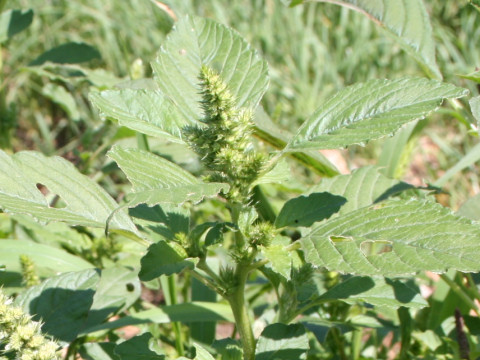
[183,65,266,204]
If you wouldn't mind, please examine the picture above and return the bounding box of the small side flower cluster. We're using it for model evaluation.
[184,65,265,204]
[19,256,40,288]
[0,290,59,360]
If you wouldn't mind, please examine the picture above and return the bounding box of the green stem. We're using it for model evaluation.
[227,263,256,360]
[351,328,362,360]
[440,273,480,316]
[161,275,185,356]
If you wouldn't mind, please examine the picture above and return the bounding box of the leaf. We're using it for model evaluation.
[108,146,228,207]
[152,15,269,122]
[84,266,141,330]
[310,0,441,79]
[311,166,413,214]
[15,269,100,342]
[255,323,309,360]
[301,199,480,276]
[286,78,467,150]
[81,301,234,334]
[275,192,346,228]
[193,344,215,360]
[0,9,33,43]
[262,244,292,280]
[252,159,292,187]
[457,194,480,221]
[29,42,101,66]
[139,241,196,281]
[0,150,137,234]
[316,276,427,308]
[90,89,189,143]
[114,333,165,360]
[0,239,94,289]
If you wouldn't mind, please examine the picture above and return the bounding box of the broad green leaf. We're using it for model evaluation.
[275,192,346,228]
[255,323,309,360]
[312,166,413,214]
[301,199,480,276]
[15,269,100,342]
[262,243,292,280]
[84,266,141,330]
[316,276,427,308]
[309,0,441,79]
[114,333,165,360]
[0,239,94,289]
[90,89,188,142]
[139,241,196,281]
[152,15,269,122]
[434,142,480,187]
[81,301,234,334]
[0,9,33,43]
[42,83,80,121]
[193,344,215,360]
[457,194,480,221]
[0,150,137,234]
[29,42,101,66]
[108,146,228,207]
[287,78,467,150]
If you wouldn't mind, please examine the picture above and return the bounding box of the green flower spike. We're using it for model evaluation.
[0,290,60,360]
[184,65,265,204]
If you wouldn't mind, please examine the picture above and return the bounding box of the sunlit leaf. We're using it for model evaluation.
[0,9,33,43]
[287,78,467,150]
[301,199,480,276]
[256,323,309,360]
[0,150,137,234]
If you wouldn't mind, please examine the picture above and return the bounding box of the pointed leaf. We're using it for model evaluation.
[316,276,427,308]
[0,9,33,43]
[470,96,480,133]
[15,269,100,342]
[152,15,269,122]
[29,42,101,66]
[301,199,480,276]
[108,147,228,206]
[139,241,196,281]
[256,323,309,360]
[90,89,189,142]
[311,166,413,214]
[275,192,346,228]
[0,150,136,233]
[309,0,441,78]
[434,142,480,187]
[287,78,467,150]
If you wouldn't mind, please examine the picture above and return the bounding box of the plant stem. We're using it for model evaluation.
[227,263,256,360]
[136,133,150,151]
[161,275,185,356]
